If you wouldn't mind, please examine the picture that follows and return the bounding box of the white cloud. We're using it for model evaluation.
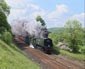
[6,0,31,20]
[45,4,69,28]
[70,13,85,27]
[56,4,68,14]
[6,0,84,28]
[7,3,69,27]
[7,8,28,24]
[47,4,68,19]
[6,0,32,8]
[8,4,46,22]
[27,4,41,11]
[27,4,46,18]
[46,5,85,28]
[71,13,85,20]
[31,11,46,18]
[11,9,26,16]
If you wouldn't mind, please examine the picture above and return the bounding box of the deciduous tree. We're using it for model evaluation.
[65,20,84,53]
[0,0,11,33]
[36,16,45,26]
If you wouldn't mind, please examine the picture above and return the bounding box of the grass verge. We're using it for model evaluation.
[0,40,40,69]
[60,50,85,61]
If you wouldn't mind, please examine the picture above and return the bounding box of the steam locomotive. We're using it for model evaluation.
[24,36,53,54]
[31,37,53,54]
[25,27,53,54]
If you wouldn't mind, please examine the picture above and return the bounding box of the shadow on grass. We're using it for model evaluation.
[52,48,60,55]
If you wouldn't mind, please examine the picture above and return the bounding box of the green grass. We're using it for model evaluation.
[0,40,40,69]
[60,50,85,61]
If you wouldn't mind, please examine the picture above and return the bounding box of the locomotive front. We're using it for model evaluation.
[43,38,53,54]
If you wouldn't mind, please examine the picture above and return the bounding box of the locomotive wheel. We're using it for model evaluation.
[41,47,45,51]
[46,50,51,54]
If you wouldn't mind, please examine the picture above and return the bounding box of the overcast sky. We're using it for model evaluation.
[6,0,85,28]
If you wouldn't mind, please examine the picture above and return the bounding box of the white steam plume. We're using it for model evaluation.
[11,18,47,38]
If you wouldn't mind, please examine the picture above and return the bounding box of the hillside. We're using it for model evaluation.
[0,40,40,69]
[48,27,66,33]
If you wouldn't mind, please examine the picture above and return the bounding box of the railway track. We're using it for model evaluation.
[25,47,70,69]
[48,55,84,69]
[14,37,84,69]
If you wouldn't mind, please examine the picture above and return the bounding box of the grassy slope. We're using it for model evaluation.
[60,50,85,61]
[48,27,65,33]
[0,40,40,69]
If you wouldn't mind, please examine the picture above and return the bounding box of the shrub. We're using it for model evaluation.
[1,31,12,44]
[80,46,85,54]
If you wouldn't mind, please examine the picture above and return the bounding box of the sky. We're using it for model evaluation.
[6,0,85,28]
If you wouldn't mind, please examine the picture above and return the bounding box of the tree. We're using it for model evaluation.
[65,20,84,53]
[0,0,11,33]
[0,10,11,32]
[0,0,10,15]
[36,16,45,26]
[49,33,58,45]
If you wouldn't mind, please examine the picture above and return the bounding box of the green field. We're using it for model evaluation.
[0,40,40,69]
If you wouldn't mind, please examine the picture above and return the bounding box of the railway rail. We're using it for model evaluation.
[14,37,84,69]
[48,55,84,69]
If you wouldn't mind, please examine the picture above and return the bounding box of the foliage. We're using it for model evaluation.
[49,33,58,45]
[0,0,12,45]
[48,27,69,43]
[0,0,11,34]
[36,15,45,26]
[79,46,85,54]
[1,31,12,44]
[0,40,40,69]
[52,46,60,55]
[49,32,67,45]
[0,10,11,33]
[0,26,6,33]
[48,20,85,54]
[0,0,10,15]
[64,20,84,53]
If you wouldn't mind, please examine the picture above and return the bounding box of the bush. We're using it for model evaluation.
[52,44,60,54]
[80,46,85,54]
[0,27,6,34]
[1,31,12,44]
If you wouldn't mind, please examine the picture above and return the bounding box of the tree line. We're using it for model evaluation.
[0,0,12,45]
[49,20,85,54]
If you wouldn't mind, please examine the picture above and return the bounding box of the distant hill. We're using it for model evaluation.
[0,40,40,69]
[48,27,66,33]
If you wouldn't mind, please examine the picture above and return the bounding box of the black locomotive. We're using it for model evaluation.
[30,37,53,54]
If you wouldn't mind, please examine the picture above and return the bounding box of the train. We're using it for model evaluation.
[23,27,53,54]
[32,37,53,54]
[25,36,53,54]
[14,34,53,54]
